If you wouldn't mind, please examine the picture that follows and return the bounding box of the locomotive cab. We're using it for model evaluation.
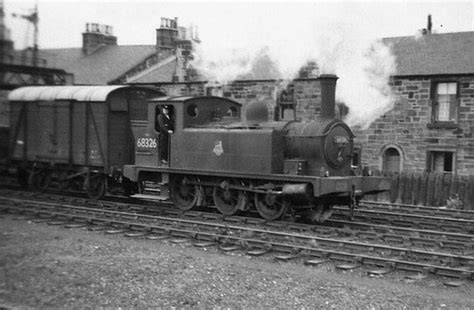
[133,96,243,169]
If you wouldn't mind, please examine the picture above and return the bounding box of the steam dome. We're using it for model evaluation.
[245,101,269,125]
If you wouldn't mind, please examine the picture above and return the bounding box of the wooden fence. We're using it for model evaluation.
[367,171,474,210]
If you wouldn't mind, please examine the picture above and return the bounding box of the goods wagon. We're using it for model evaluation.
[8,85,163,198]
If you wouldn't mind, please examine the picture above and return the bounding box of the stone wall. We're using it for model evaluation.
[354,76,474,175]
[150,78,322,122]
[153,82,207,97]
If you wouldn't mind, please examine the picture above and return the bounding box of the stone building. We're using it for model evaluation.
[355,31,474,176]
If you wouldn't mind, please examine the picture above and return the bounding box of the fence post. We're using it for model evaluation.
[418,172,428,206]
[465,175,474,210]
[434,173,444,206]
[411,172,421,205]
[390,173,399,203]
[426,173,436,206]
[459,175,468,209]
[441,173,452,206]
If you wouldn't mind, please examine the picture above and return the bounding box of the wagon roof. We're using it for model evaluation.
[149,96,242,106]
[8,85,133,102]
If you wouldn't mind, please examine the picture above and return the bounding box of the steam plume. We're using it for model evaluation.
[192,21,397,129]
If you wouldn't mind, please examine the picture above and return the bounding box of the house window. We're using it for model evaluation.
[383,147,401,172]
[427,151,455,173]
[433,82,458,123]
[276,84,296,121]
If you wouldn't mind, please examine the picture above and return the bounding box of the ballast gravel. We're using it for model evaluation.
[0,215,473,309]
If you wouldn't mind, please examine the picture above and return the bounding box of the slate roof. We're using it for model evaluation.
[39,45,160,85]
[127,57,177,83]
[383,31,474,76]
[31,31,474,85]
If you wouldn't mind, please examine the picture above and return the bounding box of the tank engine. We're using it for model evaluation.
[124,75,390,222]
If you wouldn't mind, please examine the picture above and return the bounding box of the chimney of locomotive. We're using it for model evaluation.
[318,74,338,119]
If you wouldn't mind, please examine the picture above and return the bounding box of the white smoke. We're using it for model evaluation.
[191,19,397,129]
[316,25,398,129]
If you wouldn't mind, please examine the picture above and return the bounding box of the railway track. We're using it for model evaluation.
[1,189,473,255]
[1,192,473,284]
[360,200,474,219]
[333,205,474,235]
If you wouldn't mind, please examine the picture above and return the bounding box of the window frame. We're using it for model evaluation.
[428,79,460,129]
[426,149,456,174]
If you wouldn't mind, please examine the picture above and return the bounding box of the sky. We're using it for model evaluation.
[3,0,474,128]
[4,0,473,51]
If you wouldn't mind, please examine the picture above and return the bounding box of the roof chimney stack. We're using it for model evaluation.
[82,23,117,55]
[427,14,432,34]
[422,14,432,35]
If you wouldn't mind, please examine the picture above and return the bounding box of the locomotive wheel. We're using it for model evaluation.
[213,179,246,216]
[87,174,107,199]
[254,192,289,221]
[31,170,52,192]
[170,175,202,211]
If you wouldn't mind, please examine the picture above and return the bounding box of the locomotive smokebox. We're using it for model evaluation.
[318,74,338,119]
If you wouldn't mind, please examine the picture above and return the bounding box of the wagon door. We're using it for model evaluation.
[36,100,71,164]
[108,91,134,170]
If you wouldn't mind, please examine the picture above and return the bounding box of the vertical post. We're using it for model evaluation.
[68,101,73,165]
[85,102,89,166]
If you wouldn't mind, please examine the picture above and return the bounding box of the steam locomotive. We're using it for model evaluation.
[6,75,390,222]
[124,74,390,222]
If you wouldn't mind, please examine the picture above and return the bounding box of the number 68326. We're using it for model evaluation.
[137,137,157,148]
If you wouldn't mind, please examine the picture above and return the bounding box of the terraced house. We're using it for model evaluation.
[355,30,474,176]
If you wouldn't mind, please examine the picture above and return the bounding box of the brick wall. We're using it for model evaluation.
[354,76,474,175]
